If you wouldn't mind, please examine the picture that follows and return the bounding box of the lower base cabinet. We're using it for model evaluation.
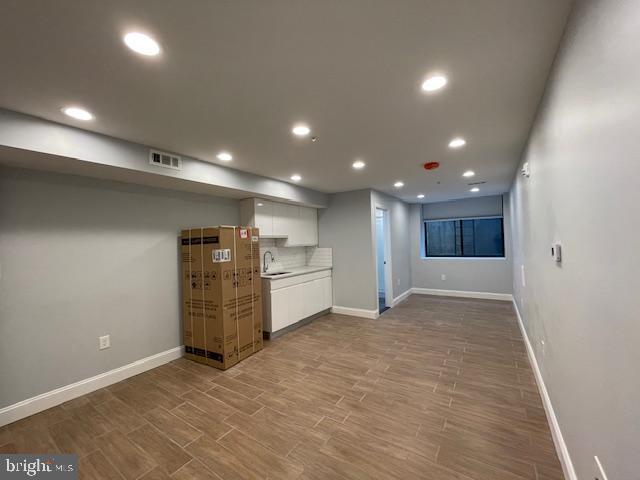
[265,271,332,333]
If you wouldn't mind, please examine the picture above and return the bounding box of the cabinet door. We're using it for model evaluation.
[254,200,274,236]
[273,203,293,237]
[286,283,305,326]
[319,276,333,310]
[289,205,303,244]
[277,204,301,244]
[299,207,318,246]
[301,280,319,319]
[270,287,289,332]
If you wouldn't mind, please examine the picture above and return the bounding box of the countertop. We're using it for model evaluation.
[261,265,332,280]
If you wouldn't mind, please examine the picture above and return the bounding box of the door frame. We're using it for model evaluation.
[374,206,393,310]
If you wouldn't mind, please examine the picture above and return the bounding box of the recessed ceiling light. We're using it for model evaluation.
[291,174,302,182]
[470,187,480,193]
[463,170,475,177]
[123,32,161,56]
[292,124,310,137]
[417,194,425,199]
[449,137,466,149]
[216,151,233,162]
[352,160,366,170]
[257,203,264,207]
[421,75,447,92]
[394,181,404,188]
[62,106,93,121]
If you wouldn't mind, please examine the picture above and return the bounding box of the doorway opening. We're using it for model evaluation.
[375,208,392,314]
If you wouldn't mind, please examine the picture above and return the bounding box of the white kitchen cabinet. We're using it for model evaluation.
[240,198,318,245]
[254,200,274,236]
[319,276,333,310]
[273,203,297,238]
[300,279,320,318]
[269,287,290,332]
[240,198,275,236]
[263,270,332,334]
[292,207,318,246]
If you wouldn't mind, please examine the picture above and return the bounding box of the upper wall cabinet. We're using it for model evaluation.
[254,200,274,236]
[297,204,318,246]
[240,198,318,246]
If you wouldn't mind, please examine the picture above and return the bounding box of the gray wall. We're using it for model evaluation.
[0,167,238,408]
[0,108,329,208]
[317,190,412,312]
[370,191,412,300]
[422,194,503,220]
[410,195,513,294]
[509,0,639,477]
[318,190,377,311]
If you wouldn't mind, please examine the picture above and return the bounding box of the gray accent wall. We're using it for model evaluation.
[318,190,412,312]
[0,109,329,208]
[0,167,238,408]
[509,0,639,477]
[410,195,513,294]
[422,194,503,220]
[318,190,377,311]
[370,191,412,300]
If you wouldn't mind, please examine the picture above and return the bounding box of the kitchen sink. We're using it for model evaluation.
[263,271,291,276]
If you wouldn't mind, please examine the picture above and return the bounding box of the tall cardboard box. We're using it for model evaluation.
[180,226,263,370]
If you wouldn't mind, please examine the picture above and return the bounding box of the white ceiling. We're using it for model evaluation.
[0,0,572,202]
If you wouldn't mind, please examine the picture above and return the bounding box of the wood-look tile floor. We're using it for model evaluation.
[0,295,564,480]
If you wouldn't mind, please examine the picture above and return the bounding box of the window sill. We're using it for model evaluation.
[420,257,506,260]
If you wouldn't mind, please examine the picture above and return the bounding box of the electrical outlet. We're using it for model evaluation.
[521,265,526,287]
[99,335,110,350]
[540,340,546,356]
[441,274,446,281]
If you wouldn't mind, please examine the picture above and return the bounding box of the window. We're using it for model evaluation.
[424,217,504,257]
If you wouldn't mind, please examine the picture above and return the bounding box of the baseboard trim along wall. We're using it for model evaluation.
[391,289,412,307]
[512,300,577,480]
[331,305,379,319]
[411,287,513,301]
[331,288,511,319]
[0,346,184,428]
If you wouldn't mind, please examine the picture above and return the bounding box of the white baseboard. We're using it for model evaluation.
[0,346,184,428]
[331,305,379,319]
[391,289,412,307]
[411,287,513,302]
[512,300,577,480]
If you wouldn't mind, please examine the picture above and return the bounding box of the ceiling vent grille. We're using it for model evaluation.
[149,149,182,170]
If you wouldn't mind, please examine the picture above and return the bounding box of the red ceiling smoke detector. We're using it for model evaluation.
[423,161,440,170]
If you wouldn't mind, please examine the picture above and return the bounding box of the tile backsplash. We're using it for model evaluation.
[259,239,332,270]
[306,247,332,267]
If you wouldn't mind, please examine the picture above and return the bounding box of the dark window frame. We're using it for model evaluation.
[423,216,505,258]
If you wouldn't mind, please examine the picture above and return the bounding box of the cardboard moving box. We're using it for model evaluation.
[180,226,263,370]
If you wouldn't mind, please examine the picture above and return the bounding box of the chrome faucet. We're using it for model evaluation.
[263,250,275,273]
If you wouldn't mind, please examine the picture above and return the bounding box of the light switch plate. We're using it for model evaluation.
[99,335,110,350]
